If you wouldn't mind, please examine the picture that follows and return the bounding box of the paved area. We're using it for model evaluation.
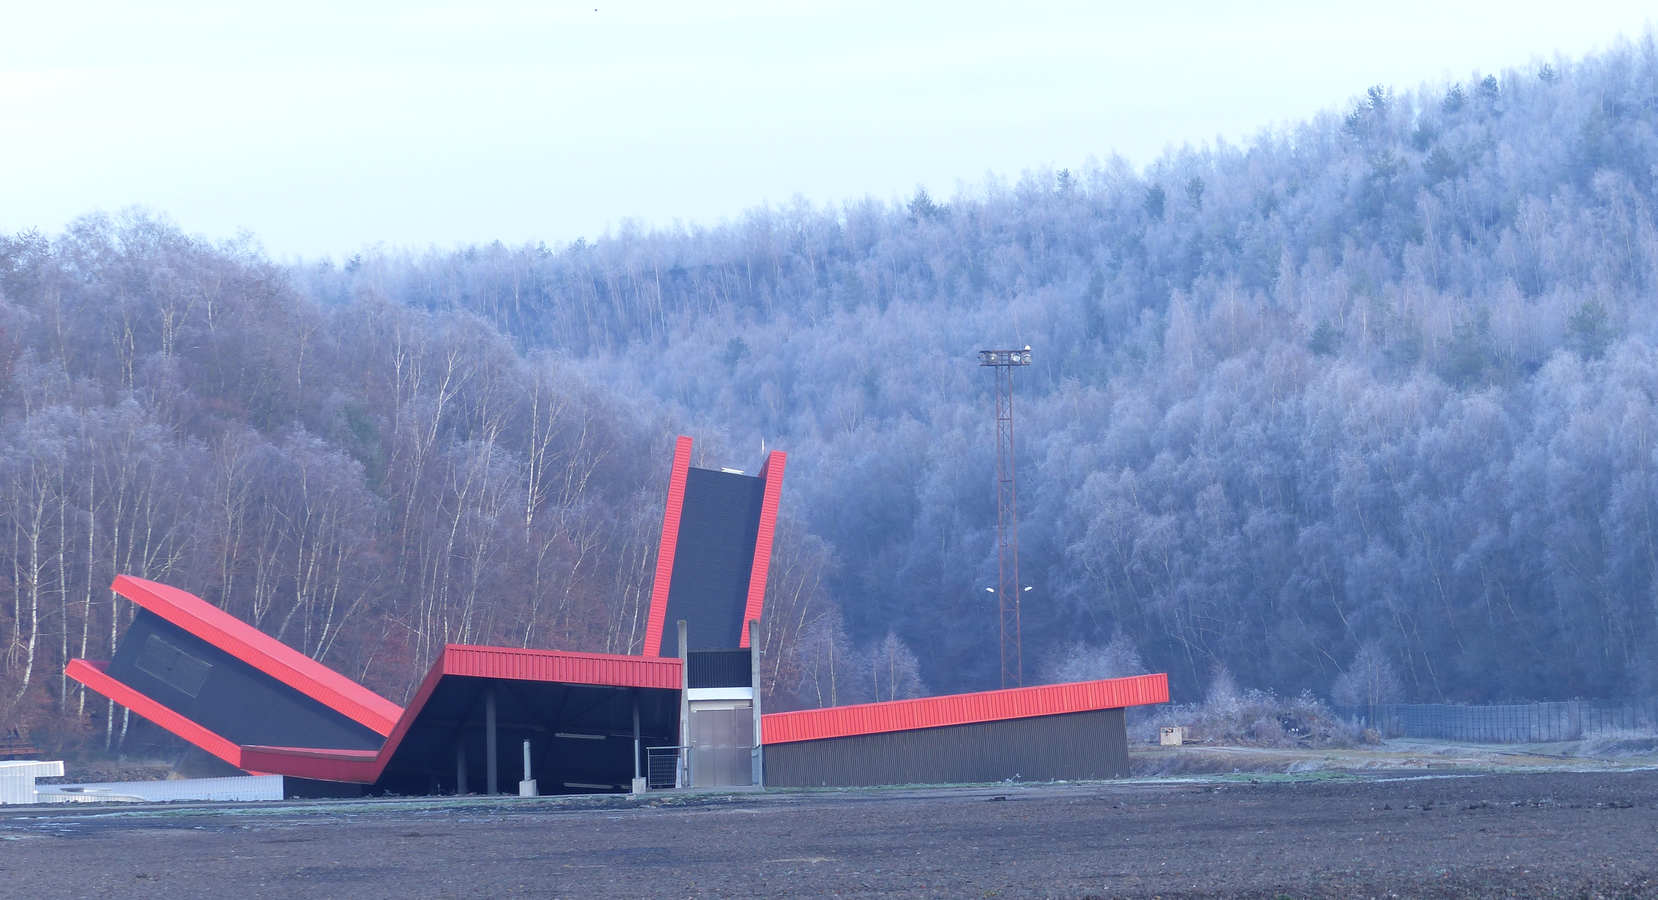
[3,771,1657,897]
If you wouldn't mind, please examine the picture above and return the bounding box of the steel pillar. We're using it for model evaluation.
[456,743,467,795]
[485,686,498,795]
[750,618,764,788]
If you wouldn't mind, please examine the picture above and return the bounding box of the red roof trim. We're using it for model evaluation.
[643,436,693,657]
[441,643,683,689]
[65,659,246,769]
[760,673,1170,744]
[111,575,403,735]
[739,450,786,648]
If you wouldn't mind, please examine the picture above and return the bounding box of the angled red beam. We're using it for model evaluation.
[739,450,787,648]
[110,575,403,736]
[760,673,1170,745]
[642,435,694,657]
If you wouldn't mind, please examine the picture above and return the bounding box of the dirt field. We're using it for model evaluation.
[4,767,1658,898]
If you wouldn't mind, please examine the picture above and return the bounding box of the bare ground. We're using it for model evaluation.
[4,764,1658,898]
[1130,735,1658,778]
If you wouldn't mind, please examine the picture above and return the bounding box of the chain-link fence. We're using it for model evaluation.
[1333,700,1658,743]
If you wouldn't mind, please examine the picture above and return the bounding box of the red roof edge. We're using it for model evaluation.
[761,673,1170,744]
[440,643,683,689]
[110,575,403,736]
[739,450,786,648]
[642,435,693,657]
[66,659,246,769]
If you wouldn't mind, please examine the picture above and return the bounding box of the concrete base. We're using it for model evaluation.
[518,779,538,797]
[630,777,648,794]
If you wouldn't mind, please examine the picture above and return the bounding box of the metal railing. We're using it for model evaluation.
[645,745,687,790]
[1335,700,1658,743]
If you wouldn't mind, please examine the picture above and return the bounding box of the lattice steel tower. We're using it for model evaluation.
[979,346,1031,688]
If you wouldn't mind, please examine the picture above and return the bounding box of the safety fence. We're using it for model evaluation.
[645,745,685,790]
[1333,700,1658,743]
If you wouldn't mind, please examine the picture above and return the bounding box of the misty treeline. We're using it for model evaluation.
[0,225,916,749]
[6,37,1658,750]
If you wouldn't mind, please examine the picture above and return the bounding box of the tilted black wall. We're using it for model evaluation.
[107,610,386,751]
[661,467,764,656]
[763,708,1129,787]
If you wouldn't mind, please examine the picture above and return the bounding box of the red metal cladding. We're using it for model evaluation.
[739,450,787,648]
[238,745,381,782]
[643,435,694,657]
[110,575,404,735]
[65,659,246,769]
[440,644,683,689]
[760,673,1170,745]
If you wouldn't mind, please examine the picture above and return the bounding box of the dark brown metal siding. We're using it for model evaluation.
[763,708,1128,787]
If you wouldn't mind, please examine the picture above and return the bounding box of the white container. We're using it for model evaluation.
[0,759,66,804]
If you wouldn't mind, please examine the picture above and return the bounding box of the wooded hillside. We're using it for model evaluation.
[6,36,1658,750]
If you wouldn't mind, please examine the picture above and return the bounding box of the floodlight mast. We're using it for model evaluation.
[979,346,1031,688]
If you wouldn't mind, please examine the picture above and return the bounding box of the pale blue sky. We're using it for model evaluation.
[2,1,1652,260]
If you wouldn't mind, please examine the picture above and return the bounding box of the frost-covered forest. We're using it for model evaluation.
[5,36,1658,750]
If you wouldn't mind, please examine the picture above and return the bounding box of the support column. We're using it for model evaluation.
[631,690,646,794]
[677,619,690,789]
[519,739,538,797]
[456,743,468,795]
[750,618,764,788]
[485,685,498,795]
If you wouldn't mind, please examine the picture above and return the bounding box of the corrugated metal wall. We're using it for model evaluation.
[763,674,1167,743]
[1,761,65,805]
[442,645,681,689]
[763,708,1128,787]
[39,774,285,803]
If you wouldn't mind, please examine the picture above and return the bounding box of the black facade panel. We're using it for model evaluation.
[661,467,764,656]
[764,709,1129,787]
[107,610,385,751]
[687,650,752,688]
